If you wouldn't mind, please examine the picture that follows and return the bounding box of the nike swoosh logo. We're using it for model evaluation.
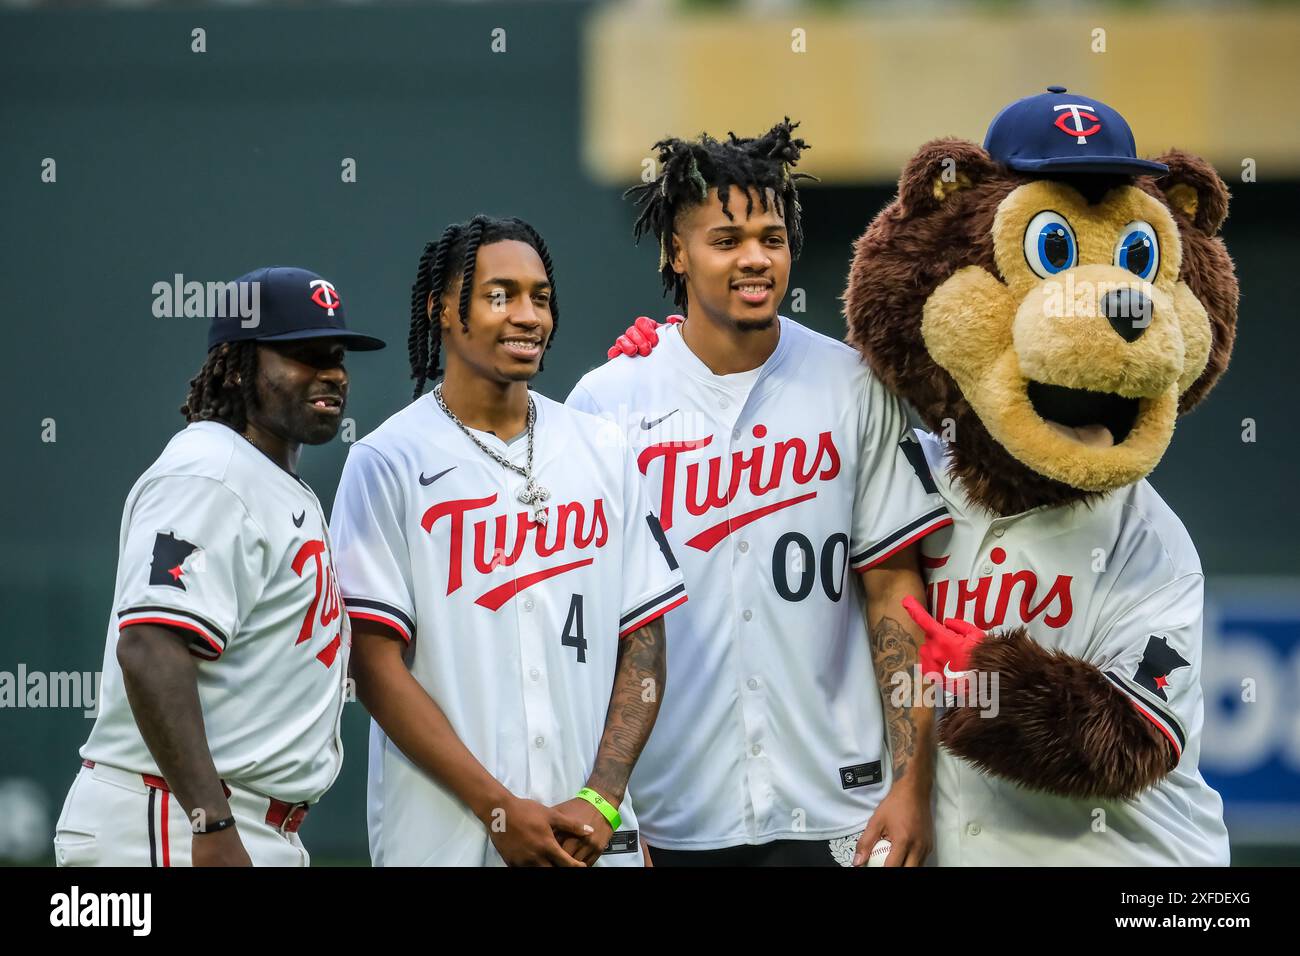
[420,466,457,486]
[292,511,305,528]
[640,409,679,430]
[943,662,968,680]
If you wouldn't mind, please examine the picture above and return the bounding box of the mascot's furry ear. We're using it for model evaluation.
[896,138,1000,217]
[1153,149,1230,237]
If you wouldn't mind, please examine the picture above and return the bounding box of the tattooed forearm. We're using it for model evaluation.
[861,549,936,792]
[868,613,923,781]
[586,616,666,804]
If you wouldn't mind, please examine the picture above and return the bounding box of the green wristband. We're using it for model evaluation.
[575,787,621,832]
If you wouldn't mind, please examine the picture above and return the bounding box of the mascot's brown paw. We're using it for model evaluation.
[939,627,1174,800]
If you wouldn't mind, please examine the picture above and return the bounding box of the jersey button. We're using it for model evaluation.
[533,736,545,749]
[523,598,535,612]
[742,609,753,622]
[529,668,540,682]
[732,427,741,441]
[751,744,762,756]
[966,822,981,837]
[981,564,992,575]
[747,677,759,690]
[720,398,731,410]
[738,541,749,554]
[993,527,1006,538]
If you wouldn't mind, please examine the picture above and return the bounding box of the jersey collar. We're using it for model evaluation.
[663,314,801,397]
[919,428,1127,527]
[189,420,316,495]
[422,386,545,462]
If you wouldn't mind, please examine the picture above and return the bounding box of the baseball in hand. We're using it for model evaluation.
[866,838,892,868]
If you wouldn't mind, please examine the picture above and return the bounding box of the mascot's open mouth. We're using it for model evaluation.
[1026,381,1140,446]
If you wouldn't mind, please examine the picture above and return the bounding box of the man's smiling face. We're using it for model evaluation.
[434,239,555,384]
[672,186,791,333]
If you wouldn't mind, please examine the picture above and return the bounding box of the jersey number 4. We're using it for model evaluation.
[562,594,587,663]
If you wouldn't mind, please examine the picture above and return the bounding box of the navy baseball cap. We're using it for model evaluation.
[984,86,1169,177]
[207,266,386,352]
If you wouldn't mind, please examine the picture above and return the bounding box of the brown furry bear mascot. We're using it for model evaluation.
[845,88,1237,865]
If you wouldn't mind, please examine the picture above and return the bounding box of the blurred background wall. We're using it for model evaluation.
[2,0,1296,864]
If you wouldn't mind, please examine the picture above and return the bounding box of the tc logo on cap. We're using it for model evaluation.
[1053,103,1103,144]
[309,278,341,316]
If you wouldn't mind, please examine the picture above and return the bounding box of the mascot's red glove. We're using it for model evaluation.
[607,314,683,359]
[901,595,987,695]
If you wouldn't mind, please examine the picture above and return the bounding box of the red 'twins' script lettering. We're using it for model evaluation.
[925,549,1073,629]
[291,539,344,667]
[636,425,841,551]
[421,494,609,609]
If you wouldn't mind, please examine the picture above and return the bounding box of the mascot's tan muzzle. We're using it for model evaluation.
[1015,264,1186,404]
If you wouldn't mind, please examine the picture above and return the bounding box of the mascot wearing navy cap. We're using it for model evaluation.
[844,88,1237,865]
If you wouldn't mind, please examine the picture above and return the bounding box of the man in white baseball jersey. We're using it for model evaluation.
[571,121,949,866]
[55,266,386,867]
[901,431,1230,865]
[331,216,685,867]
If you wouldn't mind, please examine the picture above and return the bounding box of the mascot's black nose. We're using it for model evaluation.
[1102,288,1151,342]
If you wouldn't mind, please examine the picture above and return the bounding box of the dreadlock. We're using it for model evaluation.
[408,214,561,399]
[179,340,260,430]
[624,117,816,310]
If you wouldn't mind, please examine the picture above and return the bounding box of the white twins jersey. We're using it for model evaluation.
[567,318,950,850]
[82,421,349,805]
[329,391,686,867]
[913,431,1230,865]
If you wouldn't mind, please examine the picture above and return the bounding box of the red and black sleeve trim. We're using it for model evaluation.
[345,598,415,643]
[1104,670,1187,759]
[851,506,952,572]
[118,605,227,659]
[619,582,687,638]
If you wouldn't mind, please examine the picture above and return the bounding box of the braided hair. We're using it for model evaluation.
[624,117,816,310]
[408,215,560,399]
[179,341,260,430]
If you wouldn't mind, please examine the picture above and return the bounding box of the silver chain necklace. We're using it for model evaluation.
[433,383,551,525]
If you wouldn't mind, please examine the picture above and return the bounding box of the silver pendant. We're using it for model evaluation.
[518,480,550,524]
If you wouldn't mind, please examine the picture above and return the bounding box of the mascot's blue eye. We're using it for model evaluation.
[1023,211,1078,279]
[1114,221,1160,281]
